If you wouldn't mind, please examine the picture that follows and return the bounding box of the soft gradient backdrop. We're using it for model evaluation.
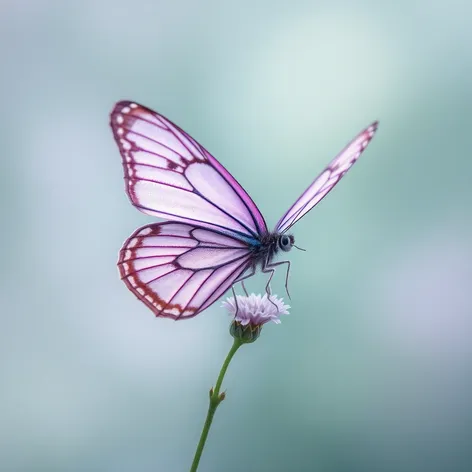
[1,1,471,471]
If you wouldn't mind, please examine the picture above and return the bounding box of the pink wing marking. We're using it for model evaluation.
[118,222,253,319]
[275,121,378,233]
[110,101,267,239]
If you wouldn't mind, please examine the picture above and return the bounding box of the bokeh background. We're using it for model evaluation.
[1,1,471,471]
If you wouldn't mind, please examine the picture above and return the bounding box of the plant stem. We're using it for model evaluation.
[189,337,243,472]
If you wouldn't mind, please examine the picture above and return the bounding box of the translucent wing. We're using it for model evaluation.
[275,121,378,233]
[118,222,253,319]
[110,101,267,241]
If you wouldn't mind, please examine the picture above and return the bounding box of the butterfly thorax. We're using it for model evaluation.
[251,232,294,267]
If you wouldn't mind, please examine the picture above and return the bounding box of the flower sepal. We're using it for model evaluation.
[229,320,262,344]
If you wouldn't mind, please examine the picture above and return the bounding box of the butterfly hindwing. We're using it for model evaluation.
[110,101,267,241]
[118,222,253,319]
[276,121,378,233]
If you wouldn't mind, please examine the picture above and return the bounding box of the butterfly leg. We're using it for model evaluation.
[230,265,256,317]
[261,259,291,300]
[241,281,249,297]
[231,285,240,317]
[234,265,256,297]
[261,267,277,311]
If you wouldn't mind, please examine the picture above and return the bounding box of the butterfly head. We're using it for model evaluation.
[278,234,294,252]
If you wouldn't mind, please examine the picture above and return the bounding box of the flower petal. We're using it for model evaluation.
[222,293,290,327]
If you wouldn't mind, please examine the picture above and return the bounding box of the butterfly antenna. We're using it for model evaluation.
[294,244,306,252]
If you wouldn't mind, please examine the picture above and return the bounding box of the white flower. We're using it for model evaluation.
[222,293,290,327]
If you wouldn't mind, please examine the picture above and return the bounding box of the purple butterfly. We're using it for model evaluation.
[111,101,378,320]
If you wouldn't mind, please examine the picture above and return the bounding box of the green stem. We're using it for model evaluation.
[189,337,243,472]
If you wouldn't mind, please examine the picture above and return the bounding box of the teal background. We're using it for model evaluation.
[1,1,471,471]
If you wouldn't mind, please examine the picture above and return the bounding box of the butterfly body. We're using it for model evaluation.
[111,101,378,320]
[248,232,293,264]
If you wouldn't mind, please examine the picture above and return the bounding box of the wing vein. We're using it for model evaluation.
[194,258,250,315]
[128,161,183,174]
[176,270,215,320]
[176,251,251,271]
[134,205,258,242]
[183,166,259,239]
[126,129,186,161]
[123,113,168,131]
[159,271,195,315]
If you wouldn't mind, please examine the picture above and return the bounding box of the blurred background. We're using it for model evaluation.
[1,1,471,471]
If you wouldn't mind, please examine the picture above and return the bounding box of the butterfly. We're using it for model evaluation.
[111,101,378,320]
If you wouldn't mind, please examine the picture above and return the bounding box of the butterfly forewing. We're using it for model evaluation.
[276,121,378,233]
[110,101,267,240]
[118,222,253,319]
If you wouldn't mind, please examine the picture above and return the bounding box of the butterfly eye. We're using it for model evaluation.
[279,234,292,252]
